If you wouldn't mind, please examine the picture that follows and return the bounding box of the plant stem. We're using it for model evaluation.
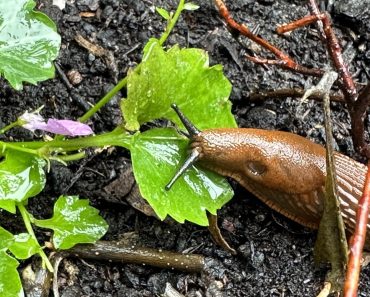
[0,120,20,135]
[79,77,127,123]
[158,0,185,46]
[74,0,184,123]
[56,151,86,162]
[17,203,54,272]
[8,128,131,152]
[0,142,41,156]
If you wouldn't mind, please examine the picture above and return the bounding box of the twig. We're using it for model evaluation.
[249,88,345,103]
[311,12,357,102]
[343,162,370,296]
[54,62,73,90]
[351,83,370,157]
[66,240,205,273]
[213,0,323,76]
[52,254,64,297]
[277,15,319,34]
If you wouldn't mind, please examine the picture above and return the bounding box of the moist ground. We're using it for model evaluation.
[1,0,370,296]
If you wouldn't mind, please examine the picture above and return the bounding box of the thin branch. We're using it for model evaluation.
[344,162,370,296]
[249,88,345,103]
[67,240,205,273]
[277,15,319,34]
[214,0,323,76]
[351,83,370,157]
[308,2,357,103]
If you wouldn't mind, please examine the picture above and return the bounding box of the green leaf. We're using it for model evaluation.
[0,0,61,90]
[121,38,236,131]
[8,233,41,259]
[0,250,23,297]
[130,128,234,226]
[35,195,108,249]
[183,2,200,11]
[0,226,14,250]
[0,151,46,213]
[156,7,170,20]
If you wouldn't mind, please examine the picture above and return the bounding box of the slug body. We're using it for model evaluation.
[191,128,367,235]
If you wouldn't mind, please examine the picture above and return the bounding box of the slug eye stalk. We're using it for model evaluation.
[165,104,202,190]
[170,104,200,137]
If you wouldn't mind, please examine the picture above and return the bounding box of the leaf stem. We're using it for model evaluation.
[78,77,127,123]
[158,0,185,46]
[7,128,132,152]
[0,120,21,135]
[0,141,41,156]
[58,0,184,125]
[17,203,54,272]
[56,151,86,162]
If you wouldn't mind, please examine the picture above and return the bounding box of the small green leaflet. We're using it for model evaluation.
[156,7,170,20]
[35,195,109,249]
[183,2,200,11]
[0,250,23,297]
[0,151,46,213]
[0,0,61,90]
[130,128,234,226]
[121,38,237,131]
[8,233,41,260]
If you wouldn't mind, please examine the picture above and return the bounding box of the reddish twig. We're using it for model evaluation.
[277,14,318,34]
[281,0,370,158]
[350,83,370,157]
[344,162,370,296]
[314,14,357,102]
[214,0,323,77]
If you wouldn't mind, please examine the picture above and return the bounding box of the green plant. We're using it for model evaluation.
[0,0,237,294]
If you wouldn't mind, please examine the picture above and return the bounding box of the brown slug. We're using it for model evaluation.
[166,104,368,240]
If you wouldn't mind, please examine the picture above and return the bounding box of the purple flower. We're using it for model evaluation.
[42,119,93,136]
[19,111,93,136]
[19,111,45,132]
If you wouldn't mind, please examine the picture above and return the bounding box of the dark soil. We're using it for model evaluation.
[1,0,370,296]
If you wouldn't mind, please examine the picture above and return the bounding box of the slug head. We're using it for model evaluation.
[191,128,326,195]
[165,104,202,190]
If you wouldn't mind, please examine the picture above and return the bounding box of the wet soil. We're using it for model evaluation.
[1,0,370,296]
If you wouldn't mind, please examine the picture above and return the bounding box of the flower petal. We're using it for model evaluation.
[19,111,46,132]
[43,119,93,136]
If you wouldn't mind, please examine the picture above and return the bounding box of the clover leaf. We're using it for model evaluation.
[35,195,109,249]
[0,0,61,89]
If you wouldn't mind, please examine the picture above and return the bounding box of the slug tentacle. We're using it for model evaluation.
[167,104,370,247]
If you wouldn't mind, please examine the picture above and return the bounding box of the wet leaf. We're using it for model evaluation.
[0,0,61,89]
[0,226,14,250]
[8,233,41,260]
[130,128,233,226]
[0,250,23,297]
[35,195,109,249]
[0,151,46,213]
[121,38,236,131]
